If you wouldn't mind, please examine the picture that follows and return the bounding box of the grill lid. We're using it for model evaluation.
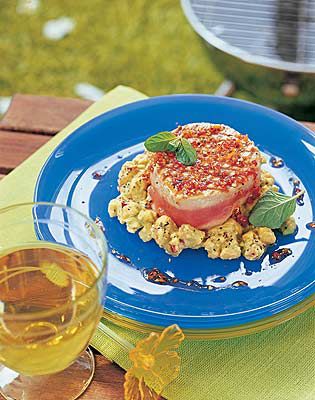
[181,0,315,73]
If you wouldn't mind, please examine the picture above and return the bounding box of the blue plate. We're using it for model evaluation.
[34,95,315,336]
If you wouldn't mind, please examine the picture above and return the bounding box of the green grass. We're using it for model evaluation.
[1,0,315,119]
[0,0,223,97]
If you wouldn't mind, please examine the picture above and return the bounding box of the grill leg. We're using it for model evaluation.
[281,72,300,97]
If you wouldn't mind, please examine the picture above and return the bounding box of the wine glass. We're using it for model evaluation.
[0,202,107,400]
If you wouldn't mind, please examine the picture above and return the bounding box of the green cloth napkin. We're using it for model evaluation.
[1,86,314,400]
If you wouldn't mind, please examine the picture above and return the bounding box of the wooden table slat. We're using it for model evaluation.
[301,121,315,133]
[0,94,92,136]
[0,130,50,173]
[80,357,125,400]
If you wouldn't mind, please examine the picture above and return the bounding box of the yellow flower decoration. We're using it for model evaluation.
[124,373,160,400]
[124,324,185,399]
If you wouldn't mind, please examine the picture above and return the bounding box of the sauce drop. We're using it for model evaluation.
[232,281,248,287]
[306,222,315,231]
[270,248,292,264]
[269,157,284,168]
[111,249,131,264]
[289,178,304,206]
[142,268,249,291]
[92,170,106,180]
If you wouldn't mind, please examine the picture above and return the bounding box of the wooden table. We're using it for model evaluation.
[0,94,126,400]
[1,94,315,400]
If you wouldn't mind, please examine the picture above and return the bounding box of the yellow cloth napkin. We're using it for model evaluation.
[1,86,314,400]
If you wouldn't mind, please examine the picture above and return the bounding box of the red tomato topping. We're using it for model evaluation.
[150,124,260,196]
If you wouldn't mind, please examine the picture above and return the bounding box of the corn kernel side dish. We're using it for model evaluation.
[108,151,295,261]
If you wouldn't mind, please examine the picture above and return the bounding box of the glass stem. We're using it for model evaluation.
[97,321,135,352]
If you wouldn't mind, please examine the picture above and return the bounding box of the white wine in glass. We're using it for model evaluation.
[0,203,107,400]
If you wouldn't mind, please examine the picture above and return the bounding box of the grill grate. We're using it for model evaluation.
[181,0,315,73]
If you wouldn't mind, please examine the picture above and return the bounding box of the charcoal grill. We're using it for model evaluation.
[181,0,315,107]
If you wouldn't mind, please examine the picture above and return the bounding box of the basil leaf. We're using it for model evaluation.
[166,138,181,152]
[249,189,304,229]
[144,131,198,166]
[175,138,197,166]
[144,131,177,152]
